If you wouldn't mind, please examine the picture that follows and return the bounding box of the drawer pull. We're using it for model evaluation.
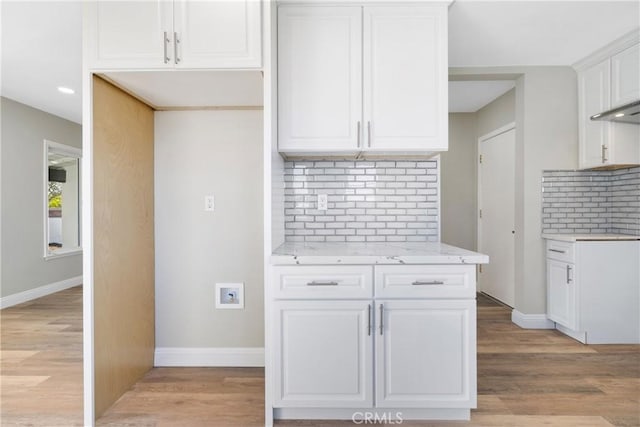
[412,280,445,286]
[379,304,384,335]
[367,304,372,336]
[549,249,566,254]
[306,281,338,286]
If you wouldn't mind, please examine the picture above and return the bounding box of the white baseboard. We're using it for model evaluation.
[511,309,556,329]
[154,347,265,367]
[0,275,82,309]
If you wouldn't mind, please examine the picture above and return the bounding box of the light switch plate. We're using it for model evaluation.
[205,195,215,212]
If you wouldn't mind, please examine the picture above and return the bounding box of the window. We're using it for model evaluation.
[45,140,82,258]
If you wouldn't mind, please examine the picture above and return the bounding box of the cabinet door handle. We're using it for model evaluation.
[163,31,170,64]
[602,145,608,163]
[549,249,566,254]
[367,121,372,148]
[566,265,573,284]
[306,281,338,286]
[412,280,445,286]
[174,32,180,64]
[357,121,361,148]
[379,304,384,335]
[367,304,372,336]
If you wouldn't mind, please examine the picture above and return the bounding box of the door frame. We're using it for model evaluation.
[476,122,516,300]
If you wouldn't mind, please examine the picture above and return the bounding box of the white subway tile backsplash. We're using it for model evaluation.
[284,159,440,242]
[541,167,639,235]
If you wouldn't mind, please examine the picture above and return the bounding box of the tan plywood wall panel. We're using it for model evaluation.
[92,76,155,418]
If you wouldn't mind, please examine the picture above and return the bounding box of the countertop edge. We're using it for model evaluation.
[270,254,490,265]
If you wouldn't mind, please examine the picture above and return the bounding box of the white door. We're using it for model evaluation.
[273,300,373,407]
[174,0,261,68]
[578,60,611,169]
[363,6,447,152]
[478,126,515,307]
[278,6,362,153]
[547,259,577,330]
[376,300,476,408]
[88,1,173,69]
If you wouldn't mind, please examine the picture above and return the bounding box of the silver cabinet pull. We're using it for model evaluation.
[306,281,338,286]
[367,304,372,336]
[566,265,573,284]
[379,304,384,335]
[602,145,608,163]
[367,121,372,147]
[174,31,180,64]
[357,121,361,148]
[549,249,566,254]
[412,280,445,286]
[163,31,170,64]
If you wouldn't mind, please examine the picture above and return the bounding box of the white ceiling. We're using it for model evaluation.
[1,1,639,123]
[449,80,516,112]
[1,1,82,124]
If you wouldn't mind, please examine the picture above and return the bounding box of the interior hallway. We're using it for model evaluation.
[1,287,638,426]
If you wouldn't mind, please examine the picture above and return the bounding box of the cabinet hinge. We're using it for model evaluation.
[479,154,483,164]
[479,209,483,219]
[479,265,483,273]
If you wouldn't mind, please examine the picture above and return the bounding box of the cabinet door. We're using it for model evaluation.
[274,300,373,407]
[278,6,362,154]
[87,1,173,69]
[173,0,261,68]
[363,6,447,152]
[547,259,577,330]
[578,60,610,169]
[376,300,476,408]
[611,43,640,108]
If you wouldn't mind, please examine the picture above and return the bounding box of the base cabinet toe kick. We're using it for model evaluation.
[267,263,482,422]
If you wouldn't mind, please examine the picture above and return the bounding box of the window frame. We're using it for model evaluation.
[44,139,83,260]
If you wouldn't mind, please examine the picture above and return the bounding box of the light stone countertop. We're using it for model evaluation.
[271,242,489,265]
[542,233,640,242]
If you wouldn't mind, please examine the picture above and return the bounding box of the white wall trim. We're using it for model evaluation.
[511,309,555,329]
[0,275,82,309]
[154,347,265,367]
[478,121,516,143]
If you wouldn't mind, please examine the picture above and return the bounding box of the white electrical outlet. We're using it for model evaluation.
[205,195,215,212]
[317,193,328,211]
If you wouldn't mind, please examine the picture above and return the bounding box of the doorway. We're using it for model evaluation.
[478,123,516,307]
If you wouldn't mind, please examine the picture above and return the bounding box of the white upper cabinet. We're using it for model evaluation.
[86,0,261,70]
[277,4,448,157]
[578,59,611,169]
[611,43,640,108]
[278,7,363,154]
[363,7,447,152]
[576,32,639,170]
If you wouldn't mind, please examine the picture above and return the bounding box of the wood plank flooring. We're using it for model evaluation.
[2,288,638,426]
[0,286,83,426]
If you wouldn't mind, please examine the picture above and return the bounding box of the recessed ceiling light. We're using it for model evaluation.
[57,86,75,95]
[615,113,625,118]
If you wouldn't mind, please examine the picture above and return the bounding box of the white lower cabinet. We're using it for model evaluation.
[271,265,477,419]
[546,259,577,330]
[273,300,373,407]
[376,300,476,408]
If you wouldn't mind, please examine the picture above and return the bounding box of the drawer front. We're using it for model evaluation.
[272,266,373,299]
[375,265,476,299]
[546,240,575,263]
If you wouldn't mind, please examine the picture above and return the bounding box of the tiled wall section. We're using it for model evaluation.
[541,167,640,235]
[284,160,439,242]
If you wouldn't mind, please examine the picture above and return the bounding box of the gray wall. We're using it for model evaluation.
[154,110,264,348]
[441,113,477,250]
[477,89,516,138]
[0,97,82,298]
[450,67,578,316]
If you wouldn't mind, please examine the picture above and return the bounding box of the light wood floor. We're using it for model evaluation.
[1,287,638,426]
